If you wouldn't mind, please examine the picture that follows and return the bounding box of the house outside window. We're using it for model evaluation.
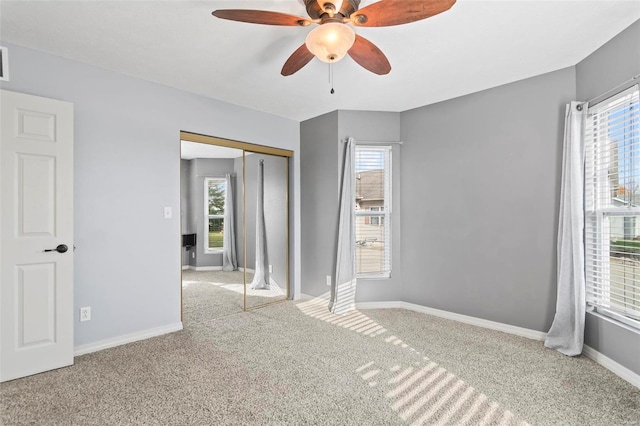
[205,177,226,252]
[355,146,391,278]
[585,84,640,328]
[369,207,384,226]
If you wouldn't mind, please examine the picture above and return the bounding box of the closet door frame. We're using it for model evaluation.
[180,131,292,313]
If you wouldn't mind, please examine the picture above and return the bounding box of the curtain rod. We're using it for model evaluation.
[586,74,640,106]
[342,139,403,145]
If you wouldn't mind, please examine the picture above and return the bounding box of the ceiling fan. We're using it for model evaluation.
[212,0,457,76]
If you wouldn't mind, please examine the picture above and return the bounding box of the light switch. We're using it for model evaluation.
[164,207,172,219]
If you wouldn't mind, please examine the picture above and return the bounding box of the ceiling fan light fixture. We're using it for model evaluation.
[305,22,355,63]
[318,0,343,16]
[213,0,457,76]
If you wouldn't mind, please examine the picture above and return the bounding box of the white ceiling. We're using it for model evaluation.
[1,1,638,122]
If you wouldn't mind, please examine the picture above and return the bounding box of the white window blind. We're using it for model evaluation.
[355,146,391,278]
[204,177,226,251]
[585,84,640,327]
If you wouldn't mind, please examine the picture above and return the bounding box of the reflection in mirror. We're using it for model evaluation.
[180,141,244,322]
[241,152,288,310]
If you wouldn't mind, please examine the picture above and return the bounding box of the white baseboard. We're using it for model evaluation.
[74,322,183,356]
[400,302,548,341]
[355,300,640,389]
[355,300,547,341]
[583,345,640,389]
[355,300,402,310]
[195,266,222,271]
[294,292,318,301]
[305,294,546,341]
[182,265,224,271]
[298,292,328,301]
[238,267,255,273]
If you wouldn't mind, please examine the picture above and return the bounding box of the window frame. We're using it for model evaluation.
[204,177,226,254]
[354,145,392,279]
[584,84,640,330]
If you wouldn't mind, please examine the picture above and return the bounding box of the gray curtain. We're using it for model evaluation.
[545,101,587,356]
[251,160,270,290]
[330,137,357,314]
[222,173,237,271]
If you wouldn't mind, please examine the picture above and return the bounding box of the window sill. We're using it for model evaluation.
[587,307,640,335]
[357,274,392,281]
[204,249,224,254]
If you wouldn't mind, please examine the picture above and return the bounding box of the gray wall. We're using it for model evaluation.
[186,158,236,268]
[576,20,640,375]
[300,112,340,297]
[400,67,576,332]
[188,160,198,266]
[180,159,191,267]
[576,20,639,104]
[0,42,300,348]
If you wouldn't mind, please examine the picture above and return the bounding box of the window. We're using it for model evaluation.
[205,177,226,252]
[355,146,391,278]
[369,207,383,226]
[585,84,640,328]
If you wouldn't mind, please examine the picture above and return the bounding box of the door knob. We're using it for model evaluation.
[44,244,69,254]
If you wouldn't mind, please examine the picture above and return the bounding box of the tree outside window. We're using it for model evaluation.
[206,178,226,251]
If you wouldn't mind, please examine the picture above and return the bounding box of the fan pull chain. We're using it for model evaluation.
[329,60,335,94]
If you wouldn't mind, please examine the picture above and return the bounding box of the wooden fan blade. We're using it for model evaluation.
[351,0,456,27]
[212,9,312,26]
[281,44,315,76]
[348,35,391,75]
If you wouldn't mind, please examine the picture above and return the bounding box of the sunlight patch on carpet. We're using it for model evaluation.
[296,294,530,426]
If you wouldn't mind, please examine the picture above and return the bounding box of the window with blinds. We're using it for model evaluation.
[205,177,226,252]
[585,84,640,328]
[355,146,391,278]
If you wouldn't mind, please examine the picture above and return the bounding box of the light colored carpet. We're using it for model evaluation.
[182,269,246,319]
[1,288,639,425]
[182,270,286,315]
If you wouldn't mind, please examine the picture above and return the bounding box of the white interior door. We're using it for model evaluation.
[0,90,74,382]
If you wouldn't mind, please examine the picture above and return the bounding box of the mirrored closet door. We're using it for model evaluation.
[180,142,245,319]
[180,132,291,316]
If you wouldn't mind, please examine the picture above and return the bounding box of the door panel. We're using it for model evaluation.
[1,90,74,382]
[18,154,56,236]
[16,108,57,142]
[18,263,56,347]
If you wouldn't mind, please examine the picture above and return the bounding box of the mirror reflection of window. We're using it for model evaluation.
[205,177,226,251]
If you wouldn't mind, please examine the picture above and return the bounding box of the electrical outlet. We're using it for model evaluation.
[80,307,91,322]
[269,264,273,273]
[326,275,332,286]
[163,206,172,219]
[192,252,195,259]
